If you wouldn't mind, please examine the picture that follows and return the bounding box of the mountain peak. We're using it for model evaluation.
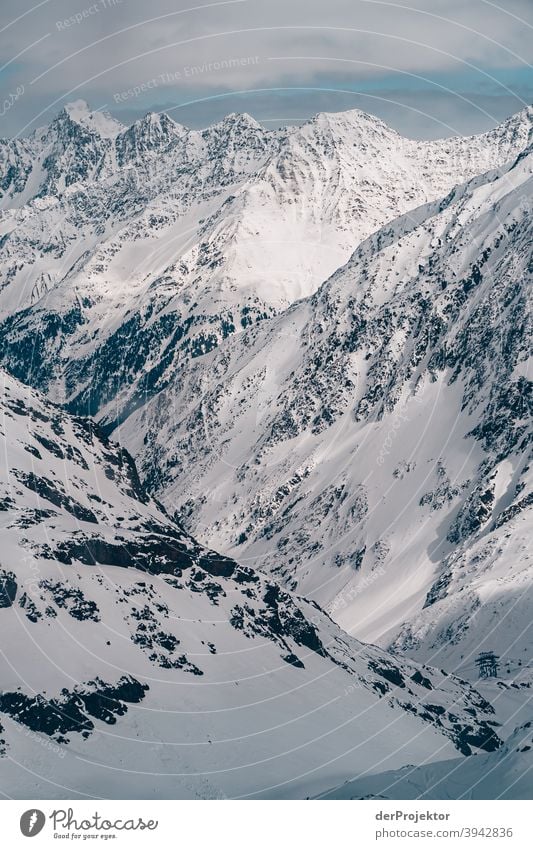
[213,112,264,132]
[140,110,169,124]
[124,111,187,142]
[309,107,398,136]
[491,103,533,143]
[63,98,92,119]
[59,99,124,137]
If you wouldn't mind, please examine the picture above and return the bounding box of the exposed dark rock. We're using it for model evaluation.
[0,676,149,741]
[0,570,17,608]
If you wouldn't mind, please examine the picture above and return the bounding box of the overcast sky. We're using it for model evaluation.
[1,0,532,138]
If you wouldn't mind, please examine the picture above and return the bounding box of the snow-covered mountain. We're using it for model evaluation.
[0,102,530,432]
[122,137,532,682]
[319,721,533,800]
[0,101,124,208]
[0,371,503,799]
[0,101,531,799]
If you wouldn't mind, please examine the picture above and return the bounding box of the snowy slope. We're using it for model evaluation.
[0,371,505,799]
[0,104,530,432]
[319,722,533,800]
[121,142,532,680]
[174,106,533,309]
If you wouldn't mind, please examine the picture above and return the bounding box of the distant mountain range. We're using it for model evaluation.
[0,101,531,799]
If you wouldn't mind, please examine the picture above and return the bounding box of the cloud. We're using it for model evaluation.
[0,0,531,136]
